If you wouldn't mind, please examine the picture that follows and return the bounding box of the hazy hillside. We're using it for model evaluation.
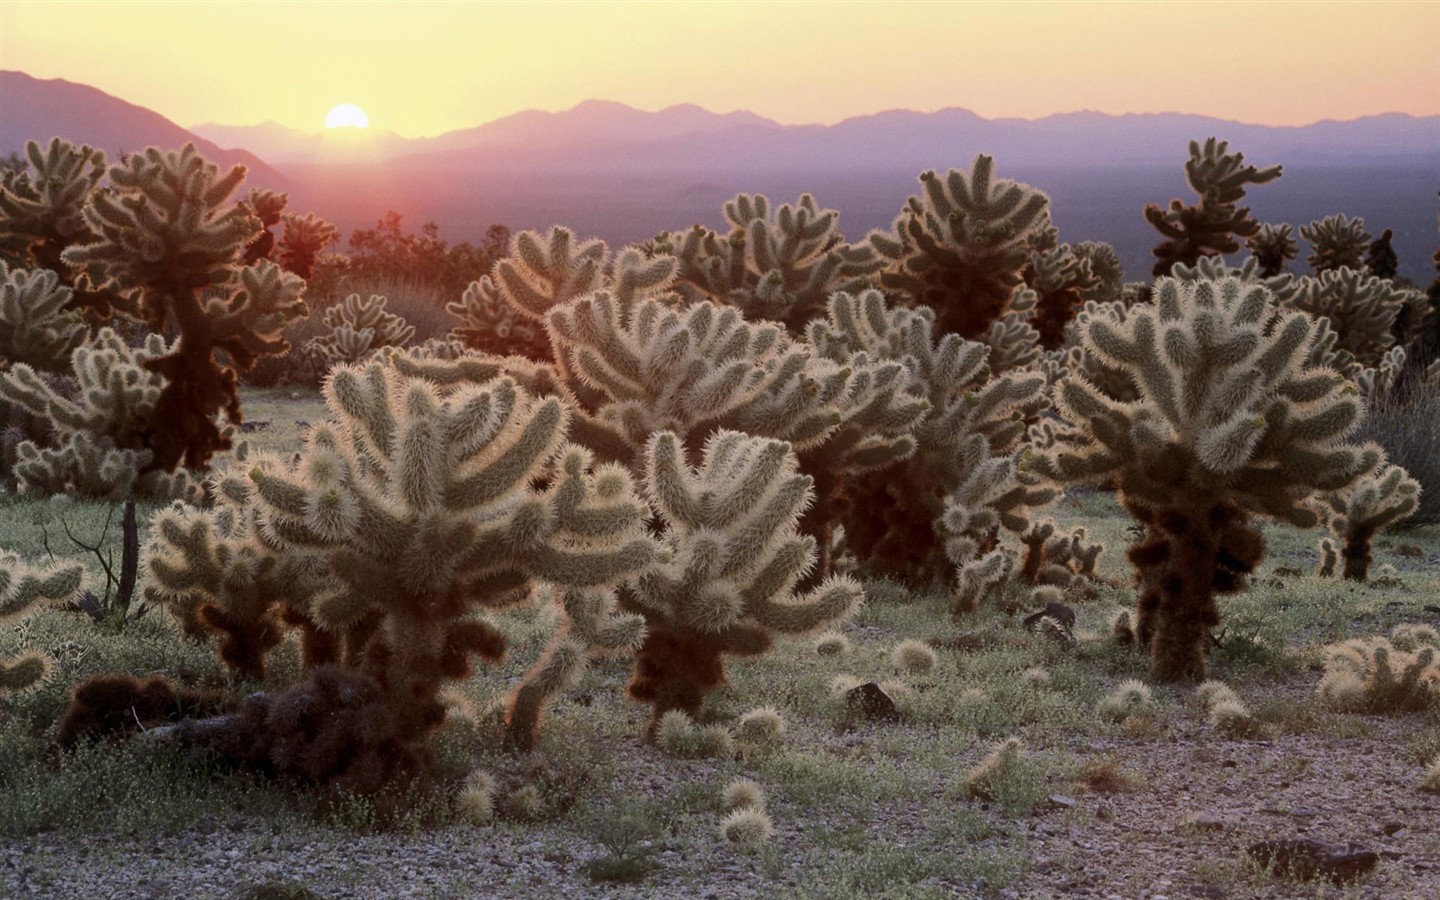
[0,71,288,187]
[6,73,1437,283]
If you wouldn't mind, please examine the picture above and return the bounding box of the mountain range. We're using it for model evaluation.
[4,70,1438,283]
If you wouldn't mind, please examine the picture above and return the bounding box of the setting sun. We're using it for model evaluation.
[324,103,368,129]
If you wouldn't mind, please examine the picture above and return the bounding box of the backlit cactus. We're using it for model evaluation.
[1300,214,1370,273]
[1247,223,1298,277]
[306,293,416,366]
[141,360,654,779]
[61,144,307,471]
[625,430,862,731]
[1144,138,1281,277]
[0,552,83,693]
[664,192,882,332]
[869,154,1051,339]
[1318,463,1420,581]
[1284,267,1408,367]
[0,264,87,372]
[0,138,112,314]
[0,328,206,499]
[1034,276,1381,680]
[808,289,1053,586]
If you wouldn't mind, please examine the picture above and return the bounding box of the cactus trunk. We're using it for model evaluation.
[1342,524,1377,581]
[1127,499,1265,682]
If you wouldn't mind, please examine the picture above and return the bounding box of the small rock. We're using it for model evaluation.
[1288,808,1319,818]
[1047,795,1077,810]
[1180,812,1228,832]
[1246,837,1379,883]
[1024,602,1077,631]
[1379,822,1405,836]
[844,682,900,722]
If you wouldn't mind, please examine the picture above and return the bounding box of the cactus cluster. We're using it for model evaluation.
[136,360,655,782]
[1316,463,1421,581]
[869,155,1051,340]
[626,430,861,729]
[1247,223,1298,277]
[661,193,882,332]
[0,328,208,499]
[1318,629,1439,714]
[0,265,87,371]
[1300,214,1370,273]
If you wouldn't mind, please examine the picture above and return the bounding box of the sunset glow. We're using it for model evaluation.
[2,1,1436,137]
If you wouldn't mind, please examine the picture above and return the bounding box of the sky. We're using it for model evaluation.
[3,1,1438,137]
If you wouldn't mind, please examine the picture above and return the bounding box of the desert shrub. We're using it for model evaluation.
[1317,635,1439,713]
[1359,371,1440,525]
[1097,679,1154,723]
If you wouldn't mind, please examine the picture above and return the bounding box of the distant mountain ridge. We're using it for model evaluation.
[4,71,1437,283]
[0,71,288,187]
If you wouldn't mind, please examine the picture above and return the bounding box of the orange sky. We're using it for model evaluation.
[3,1,1437,137]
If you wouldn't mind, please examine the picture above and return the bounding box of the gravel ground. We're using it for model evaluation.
[4,711,1437,900]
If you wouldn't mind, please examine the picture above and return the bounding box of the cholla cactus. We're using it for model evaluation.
[1284,267,1407,367]
[1016,518,1105,587]
[1247,223,1298,277]
[808,289,1054,586]
[140,360,654,781]
[0,138,111,313]
[962,736,1027,800]
[0,328,205,499]
[1300,214,1370,272]
[548,292,847,461]
[240,188,288,264]
[1144,138,1282,277]
[446,227,673,358]
[663,193,882,332]
[0,265,87,371]
[1317,463,1420,581]
[1365,228,1398,280]
[1034,277,1381,680]
[1024,244,1101,350]
[277,212,337,280]
[444,275,551,360]
[1318,634,1438,713]
[0,553,84,693]
[1072,242,1125,304]
[626,430,862,731]
[868,155,1051,339]
[1317,537,1339,577]
[305,293,415,366]
[61,144,307,471]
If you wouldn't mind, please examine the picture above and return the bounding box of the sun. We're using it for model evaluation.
[325,104,369,129]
